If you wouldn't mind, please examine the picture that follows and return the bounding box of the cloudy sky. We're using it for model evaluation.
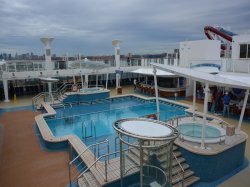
[1,0,250,56]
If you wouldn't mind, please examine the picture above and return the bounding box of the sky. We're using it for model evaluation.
[0,0,250,56]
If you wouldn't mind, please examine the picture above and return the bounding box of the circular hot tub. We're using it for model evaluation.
[177,122,226,143]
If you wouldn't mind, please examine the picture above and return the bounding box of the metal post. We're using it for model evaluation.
[96,74,98,88]
[3,79,10,102]
[201,83,209,149]
[105,158,108,182]
[193,80,196,121]
[97,144,100,158]
[153,67,160,119]
[108,141,110,163]
[106,72,109,89]
[81,73,84,89]
[140,140,143,187]
[236,89,249,132]
[82,122,84,139]
[119,135,123,187]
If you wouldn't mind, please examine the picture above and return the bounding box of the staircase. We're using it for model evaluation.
[78,171,101,187]
[126,145,200,187]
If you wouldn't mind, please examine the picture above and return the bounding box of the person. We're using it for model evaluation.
[133,79,137,90]
[223,92,231,117]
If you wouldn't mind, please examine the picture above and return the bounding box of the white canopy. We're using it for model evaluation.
[151,63,250,89]
[191,66,219,74]
[131,68,176,77]
[218,72,250,86]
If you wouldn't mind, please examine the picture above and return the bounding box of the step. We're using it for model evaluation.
[126,152,140,165]
[172,169,194,184]
[78,176,89,187]
[172,157,186,167]
[81,171,101,187]
[173,176,200,187]
[172,163,189,176]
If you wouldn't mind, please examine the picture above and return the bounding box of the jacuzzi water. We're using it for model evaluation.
[177,122,225,143]
[80,87,102,93]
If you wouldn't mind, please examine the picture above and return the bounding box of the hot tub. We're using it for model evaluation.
[177,122,226,143]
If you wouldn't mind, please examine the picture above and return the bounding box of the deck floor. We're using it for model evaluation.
[0,85,250,187]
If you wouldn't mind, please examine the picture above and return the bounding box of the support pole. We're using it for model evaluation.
[153,67,160,119]
[3,79,10,102]
[201,83,209,149]
[119,136,123,187]
[48,82,53,103]
[193,80,196,120]
[236,89,249,132]
[81,73,83,89]
[96,74,98,88]
[106,72,109,89]
[140,140,143,187]
[84,74,88,88]
[73,74,76,84]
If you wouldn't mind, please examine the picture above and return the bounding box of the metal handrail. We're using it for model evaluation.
[173,152,184,187]
[68,139,110,187]
[69,139,109,165]
[77,148,132,183]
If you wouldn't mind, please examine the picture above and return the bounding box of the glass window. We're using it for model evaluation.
[240,44,247,58]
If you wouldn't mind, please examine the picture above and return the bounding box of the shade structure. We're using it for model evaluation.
[151,64,250,89]
[151,63,250,148]
[131,68,176,77]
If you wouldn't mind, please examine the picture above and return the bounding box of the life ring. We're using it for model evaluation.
[72,84,78,92]
[147,114,157,120]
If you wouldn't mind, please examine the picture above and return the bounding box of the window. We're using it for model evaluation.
[239,44,250,59]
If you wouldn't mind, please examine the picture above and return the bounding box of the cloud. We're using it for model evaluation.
[0,0,250,55]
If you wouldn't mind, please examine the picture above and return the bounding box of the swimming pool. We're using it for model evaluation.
[46,96,187,147]
[177,122,226,143]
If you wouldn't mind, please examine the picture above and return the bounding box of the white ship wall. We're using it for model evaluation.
[179,40,221,67]
[231,35,250,73]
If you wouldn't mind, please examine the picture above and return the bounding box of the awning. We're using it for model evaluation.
[151,63,250,89]
[218,72,250,86]
[131,68,176,77]
[191,66,219,74]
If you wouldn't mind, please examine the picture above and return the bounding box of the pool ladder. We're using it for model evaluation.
[82,120,96,140]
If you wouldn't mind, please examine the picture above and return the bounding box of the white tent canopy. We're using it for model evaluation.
[131,68,176,77]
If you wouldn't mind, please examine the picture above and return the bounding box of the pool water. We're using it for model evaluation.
[46,96,186,141]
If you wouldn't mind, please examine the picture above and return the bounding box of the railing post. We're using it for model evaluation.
[105,158,108,182]
[68,142,72,187]
[107,141,110,163]
[97,144,100,158]
[69,163,72,187]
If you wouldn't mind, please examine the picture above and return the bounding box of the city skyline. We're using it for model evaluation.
[1,0,250,56]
